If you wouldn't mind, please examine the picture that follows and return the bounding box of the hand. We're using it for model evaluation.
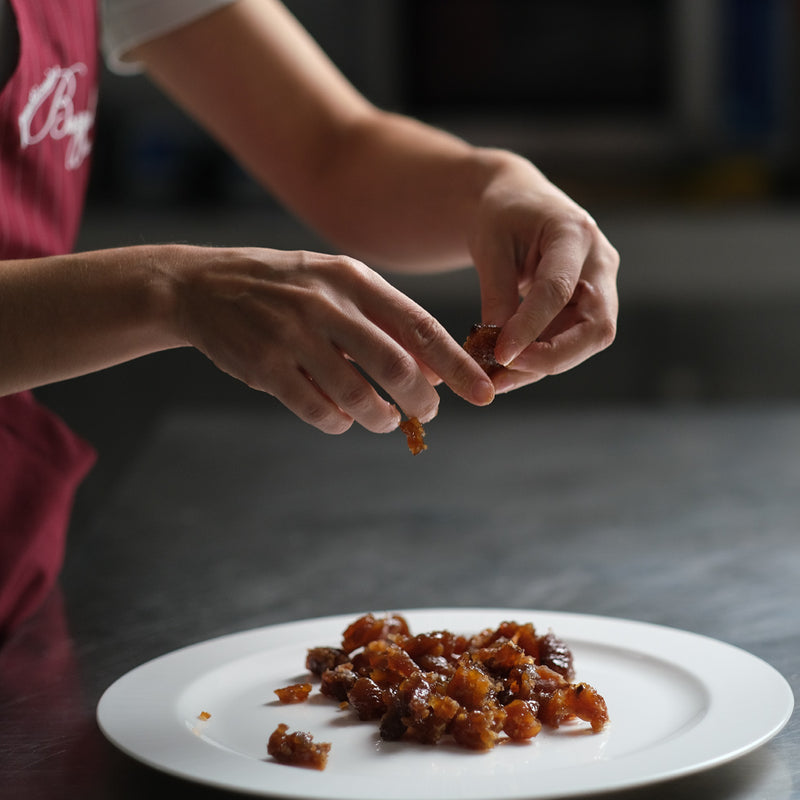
[469,154,619,394]
[169,245,495,434]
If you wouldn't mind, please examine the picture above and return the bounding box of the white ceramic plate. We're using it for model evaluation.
[97,608,793,800]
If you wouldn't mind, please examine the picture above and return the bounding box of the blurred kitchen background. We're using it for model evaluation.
[37,0,800,510]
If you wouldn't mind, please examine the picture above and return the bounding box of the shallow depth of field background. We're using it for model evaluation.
[39,0,800,511]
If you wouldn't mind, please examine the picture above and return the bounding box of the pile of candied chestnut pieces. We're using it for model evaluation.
[269,613,608,768]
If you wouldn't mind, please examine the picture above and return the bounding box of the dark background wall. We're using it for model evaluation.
[35,0,800,509]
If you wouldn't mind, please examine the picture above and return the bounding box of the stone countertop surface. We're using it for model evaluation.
[2,401,797,799]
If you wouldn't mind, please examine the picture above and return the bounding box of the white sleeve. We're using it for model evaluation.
[101,0,239,74]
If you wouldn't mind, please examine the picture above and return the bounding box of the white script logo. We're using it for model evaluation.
[18,63,95,170]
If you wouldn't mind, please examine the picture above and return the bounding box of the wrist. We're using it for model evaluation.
[144,243,192,347]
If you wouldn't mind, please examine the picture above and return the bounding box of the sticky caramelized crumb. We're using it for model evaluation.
[341,611,411,653]
[463,323,502,375]
[306,646,349,676]
[539,682,609,733]
[274,683,312,704]
[267,723,331,770]
[198,711,211,721]
[503,699,543,740]
[272,613,608,768]
[399,416,427,454]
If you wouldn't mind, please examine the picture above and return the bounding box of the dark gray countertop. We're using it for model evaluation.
[1,400,798,799]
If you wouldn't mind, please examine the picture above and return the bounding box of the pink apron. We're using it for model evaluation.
[0,0,99,638]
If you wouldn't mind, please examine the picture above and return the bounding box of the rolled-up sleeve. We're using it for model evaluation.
[101,0,238,74]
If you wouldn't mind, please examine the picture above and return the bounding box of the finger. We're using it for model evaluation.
[472,236,523,326]
[346,350,441,387]
[358,284,495,407]
[489,331,584,394]
[390,306,495,407]
[489,274,617,394]
[414,358,444,387]
[494,227,591,366]
[491,366,547,395]
[349,350,444,390]
[268,366,356,435]
[307,337,423,431]
[498,312,614,390]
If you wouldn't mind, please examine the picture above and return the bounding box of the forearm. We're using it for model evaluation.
[0,246,182,396]
[119,0,617,392]
[299,111,517,272]
[129,0,538,274]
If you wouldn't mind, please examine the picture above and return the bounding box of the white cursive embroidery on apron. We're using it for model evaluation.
[18,63,95,170]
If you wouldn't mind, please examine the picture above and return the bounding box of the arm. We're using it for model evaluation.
[0,243,494,431]
[1,0,616,431]
[0,247,179,395]
[128,0,485,272]
[130,0,618,382]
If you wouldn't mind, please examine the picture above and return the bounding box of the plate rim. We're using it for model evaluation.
[96,607,794,800]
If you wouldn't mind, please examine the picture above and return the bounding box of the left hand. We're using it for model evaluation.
[468,153,619,394]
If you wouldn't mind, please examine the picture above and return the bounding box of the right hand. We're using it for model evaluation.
[167,245,495,434]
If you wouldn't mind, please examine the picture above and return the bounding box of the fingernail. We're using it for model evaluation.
[420,404,439,424]
[384,404,402,432]
[497,355,514,369]
[474,377,495,405]
[494,341,516,368]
